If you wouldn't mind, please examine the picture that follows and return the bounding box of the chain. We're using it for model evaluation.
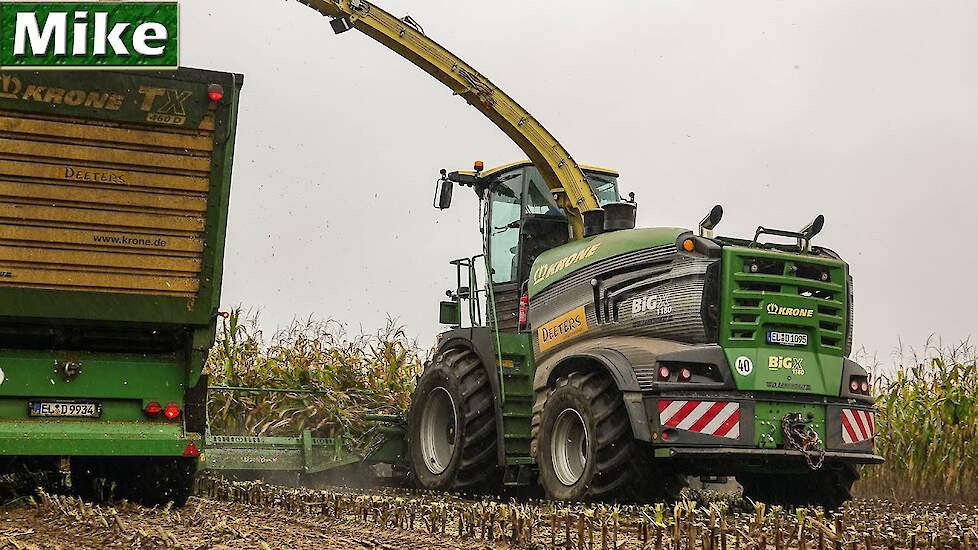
[782,413,825,470]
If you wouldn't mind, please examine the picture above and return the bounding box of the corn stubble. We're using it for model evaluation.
[204,309,423,447]
[197,476,978,549]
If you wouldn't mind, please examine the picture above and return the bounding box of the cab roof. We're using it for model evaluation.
[470,160,619,179]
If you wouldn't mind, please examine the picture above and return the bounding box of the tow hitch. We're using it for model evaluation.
[782,413,825,470]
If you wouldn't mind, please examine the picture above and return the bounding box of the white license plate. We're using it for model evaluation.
[767,331,808,346]
[29,401,101,418]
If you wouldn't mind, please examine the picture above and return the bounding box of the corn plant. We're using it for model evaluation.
[204,308,424,448]
[858,341,978,502]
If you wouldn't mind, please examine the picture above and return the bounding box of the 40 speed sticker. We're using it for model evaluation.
[734,356,753,376]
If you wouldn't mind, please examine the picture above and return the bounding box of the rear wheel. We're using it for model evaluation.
[536,371,647,501]
[407,348,497,491]
[738,464,857,510]
[71,457,195,507]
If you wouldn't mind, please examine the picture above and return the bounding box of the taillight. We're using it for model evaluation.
[163,402,181,420]
[658,366,670,381]
[849,375,871,395]
[207,83,224,102]
[679,368,692,381]
[518,294,529,331]
[145,401,162,418]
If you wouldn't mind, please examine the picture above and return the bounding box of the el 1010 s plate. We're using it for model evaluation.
[29,401,101,418]
[767,331,808,346]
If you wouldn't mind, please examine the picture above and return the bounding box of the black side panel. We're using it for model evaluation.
[184,374,208,435]
[487,281,520,333]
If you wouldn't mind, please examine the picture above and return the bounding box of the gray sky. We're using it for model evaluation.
[182,0,977,363]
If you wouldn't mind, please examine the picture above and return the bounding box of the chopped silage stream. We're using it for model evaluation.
[2,478,976,549]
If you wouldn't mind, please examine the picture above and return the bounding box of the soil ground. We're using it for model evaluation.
[0,497,489,549]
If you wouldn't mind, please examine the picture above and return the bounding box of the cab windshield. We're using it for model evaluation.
[522,166,621,216]
[487,165,622,284]
[585,172,621,205]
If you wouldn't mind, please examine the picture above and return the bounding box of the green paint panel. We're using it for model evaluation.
[719,246,847,396]
[754,401,826,448]
[0,350,185,404]
[0,420,190,456]
[497,332,535,461]
[528,227,686,297]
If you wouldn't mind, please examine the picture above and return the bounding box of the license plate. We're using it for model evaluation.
[29,401,101,418]
[767,331,808,347]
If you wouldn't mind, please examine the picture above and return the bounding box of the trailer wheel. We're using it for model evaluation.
[738,464,857,510]
[116,458,195,507]
[536,371,643,501]
[407,348,496,491]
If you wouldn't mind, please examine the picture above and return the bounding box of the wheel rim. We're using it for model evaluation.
[551,408,589,486]
[420,386,457,475]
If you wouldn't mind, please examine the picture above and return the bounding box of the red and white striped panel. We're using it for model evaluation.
[658,400,741,439]
[841,408,875,444]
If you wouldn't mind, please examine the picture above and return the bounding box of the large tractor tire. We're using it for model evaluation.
[535,371,667,502]
[71,457,195,506]
[738,464,857,510]
[407,348,497,492]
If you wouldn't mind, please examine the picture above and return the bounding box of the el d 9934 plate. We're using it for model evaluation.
[29,401,101,418]
[766,331,808,347]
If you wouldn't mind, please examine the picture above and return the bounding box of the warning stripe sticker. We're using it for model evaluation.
[658,400,741,439]
[841,408,875,444]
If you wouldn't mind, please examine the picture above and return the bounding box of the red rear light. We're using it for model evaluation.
[679,368,692,381]
[163,402,181,420]
[849,380,860,392]
[658,366,670,381]
[207,83,224,102]
[145,401,162,417]
[518,294,529,331]
[860,381,870,393]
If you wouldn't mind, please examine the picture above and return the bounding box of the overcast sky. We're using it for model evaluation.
[181,0,977,364]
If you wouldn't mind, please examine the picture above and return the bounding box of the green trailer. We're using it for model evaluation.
[0,67,243,505]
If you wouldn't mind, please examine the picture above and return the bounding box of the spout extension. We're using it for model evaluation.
[699,204,723,237]
[797,214,824,252]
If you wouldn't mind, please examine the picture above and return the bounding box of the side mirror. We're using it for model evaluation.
[433,169,454,210]
[439,300,461,326]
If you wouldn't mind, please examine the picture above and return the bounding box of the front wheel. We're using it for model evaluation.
[407,348,497,491]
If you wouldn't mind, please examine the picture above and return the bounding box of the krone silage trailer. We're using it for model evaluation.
[0,67,242,505]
